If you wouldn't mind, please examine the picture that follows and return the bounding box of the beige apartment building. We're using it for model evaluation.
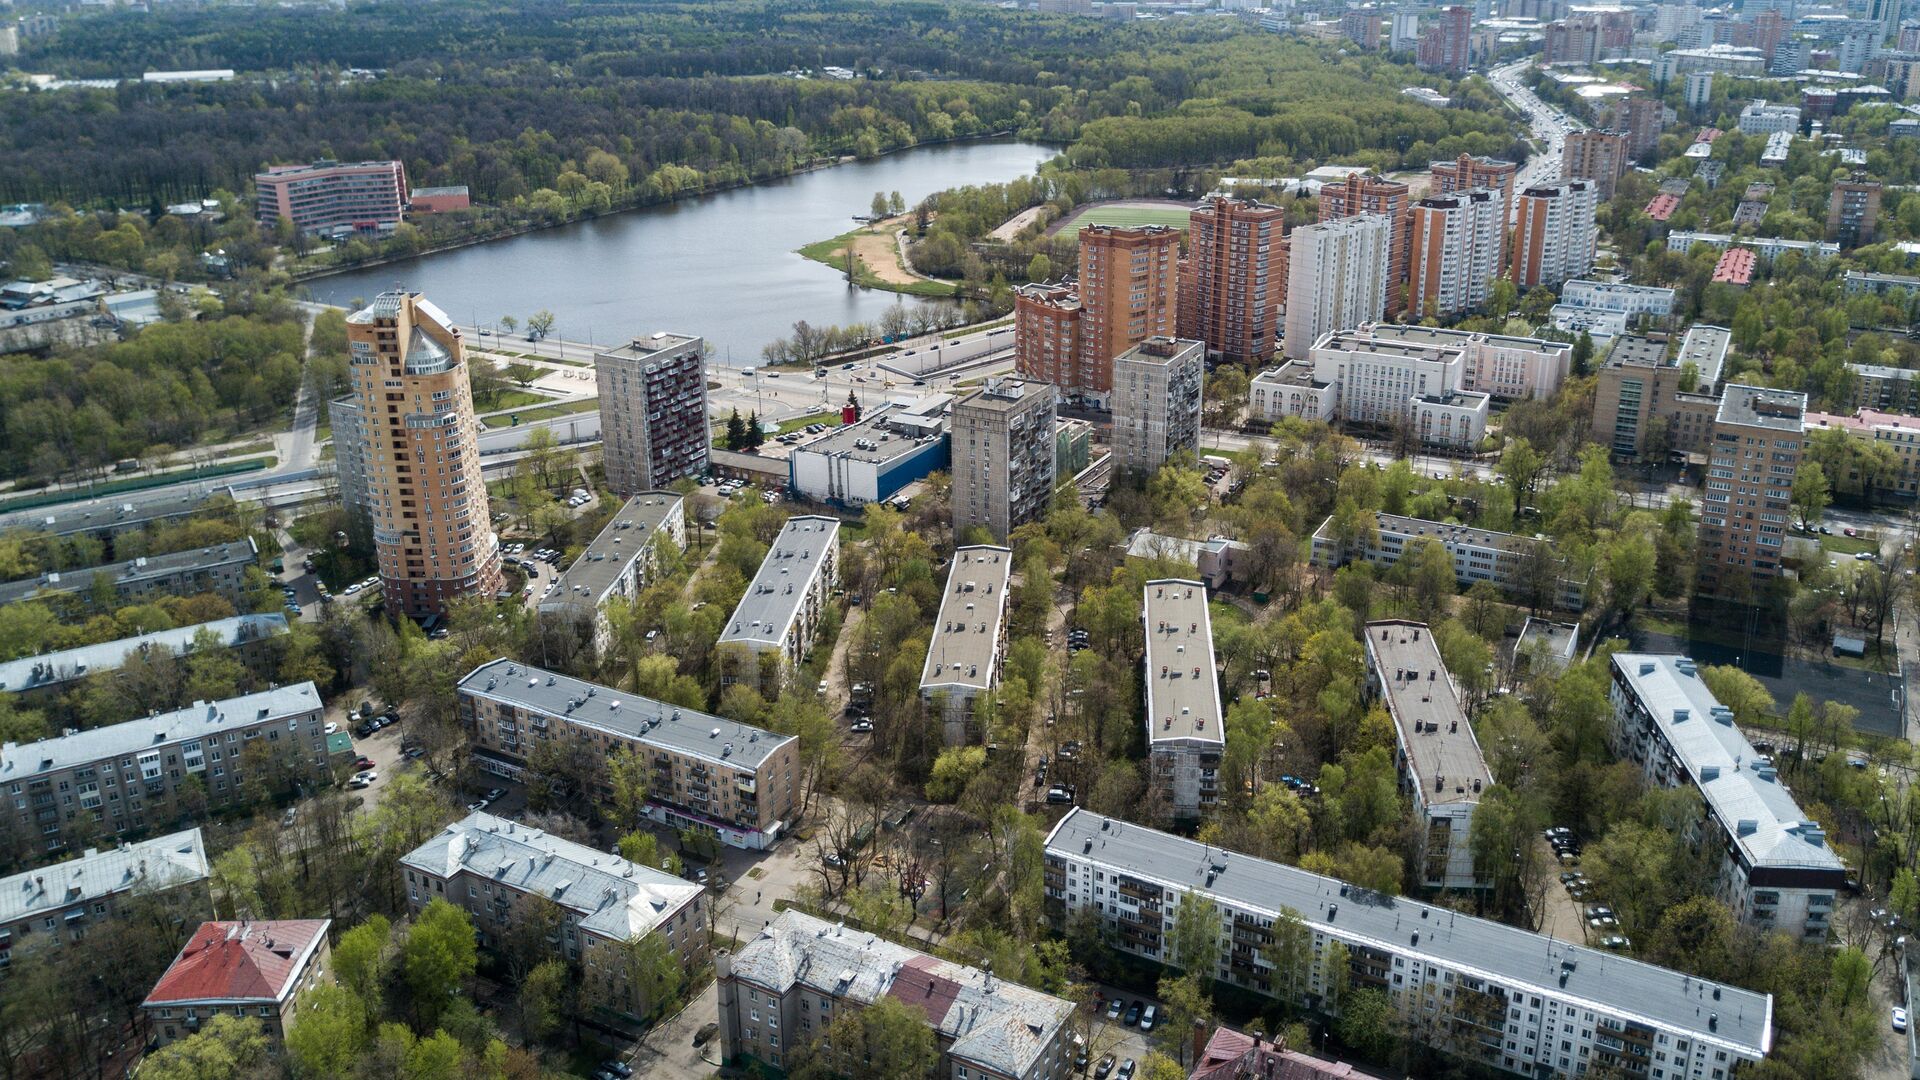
[594,333,711,495]
[0,683,327,857]
[1316,172,1412,317]
[343,290,502,618]
[717,516,841,692]
[402,812,706,1020]
[458,659,799,849]
[0,828,210,969]
[951,378,1058,543]
[1012,225,1178,408]
[1590,328,1731,461]
[1698,385,1805,595]
[718,909,1076,1079]
[538,492,686,657]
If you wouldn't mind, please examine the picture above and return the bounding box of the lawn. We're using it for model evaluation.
[1820,531,1880,556]
[478,398,597,429]
[1051,205,1193,238]
[795,229,959,299]
[474,388,556,415]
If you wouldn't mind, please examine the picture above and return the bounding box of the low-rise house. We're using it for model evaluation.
[142,919,331,1046]
[717,516,840,691]
[538,492,686,656]
[0,828,210,970]
[919,546,1012,745]
[1311,512,1588,610]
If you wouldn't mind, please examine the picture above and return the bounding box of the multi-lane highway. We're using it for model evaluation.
[1489,60,1587,212]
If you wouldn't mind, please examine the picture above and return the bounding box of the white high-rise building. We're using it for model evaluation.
[1282,214,1390,361]
[1685,70,1714,109]
[1407,189,1504,319]
[1390,9,1421,50]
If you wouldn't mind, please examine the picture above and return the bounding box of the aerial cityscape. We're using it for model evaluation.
[5,0,1920,1078]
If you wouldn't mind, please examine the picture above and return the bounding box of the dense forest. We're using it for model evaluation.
[0,0,1516,211]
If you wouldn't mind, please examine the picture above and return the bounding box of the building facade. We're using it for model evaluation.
[1417,5,1472,72]
[1361,324,1571,402]
[402,813,706,1019]
[1043,809,1775,1080]
[327,395,371,532]
[0,683,326,859]
[718,516,840,687]
[1803,406,1920,503]
[786,401,951,508]
[1429,154,1518,263]
[1144,579,1224,822]
[1311,512,1588,610]
[951,379,1058,543]
[1284,215,1392,361]
[1408,190,1504,320]
[0,613,289,704]
[1828,178,1883,248]
[920,546,1013,746]
[717,909,1076,1079]
[1365,621,1492,891]
[1561,130,1630,200]
[1013,226,1178,408]
[1316,174,1410,317]
[1737,99,1801,134]
[1112,337,1205,474]
[459,660,798,849]
[1590,330,1729,461]
[0,538,258,613]
[143,920,331,1047]
[342,290,502,618]
[1180,197,1288,364]
[253,160,407,236]
[1697,385,1804,595]
[594,332,711,495]
[1608,654,1844,938]
[1846,364,1920,414]
[1253,331,1490,450]
[0,828,210,970]
[538,492,687,657]
[1512,182,1599,291]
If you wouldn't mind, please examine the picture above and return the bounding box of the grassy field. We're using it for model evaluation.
[1820,531,1880,556]
[475,388,556,415]
[1051,205,1193,238]
[479,398,596,430]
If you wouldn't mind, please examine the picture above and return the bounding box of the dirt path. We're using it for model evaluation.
[849,226,926,287]
[990,204,1048,242]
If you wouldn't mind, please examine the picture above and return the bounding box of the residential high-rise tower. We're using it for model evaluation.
[1179,196,1288,364]
[1282,214,1391,360]
[594,332,711,495]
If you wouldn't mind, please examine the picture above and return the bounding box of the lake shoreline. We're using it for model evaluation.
[291,130,1040,287]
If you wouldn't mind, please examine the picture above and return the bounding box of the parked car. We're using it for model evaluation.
[1094,1056,1116,1080]
[1601,934,1631,950]
[1116,1060,1136,1080]
[1104,999,1123,1022]
[850,719,874,733]
[354,756,376,771]
[1139,1004,1157,1031]
[1123,1001,1143,1026]
[1895,1007,1909,1033]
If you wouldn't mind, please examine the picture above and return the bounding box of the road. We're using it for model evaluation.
[1488,60,1585,213]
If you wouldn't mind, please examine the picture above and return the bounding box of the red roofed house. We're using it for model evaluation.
[1696,127,1723,143]
[142,919,331,1047]
[1712,246,1757,285]
[1190,1027,1358,1080]
[1645,193,1681,221]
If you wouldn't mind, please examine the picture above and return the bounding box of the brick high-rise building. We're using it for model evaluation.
[1754,10,1787,62]
[1179,196,1288,364]
[594,332,710,495]
[1317,172,1411,316]
[1561,129,1631,198]
[1828,178,1883,248]
[1282,215,1391,360]
[1341,8,1382,47]
[1417,5,1472,72]
[1012,225,1177,408]
[1409,189,1505,319]
[1430,153,1518,262]
[1615,96,1668,158]
[1512,181,1598,291]
[253,160,407,236]
[1543,16,1601,64]
[1697,385,1804,595]
[343,290,503,617]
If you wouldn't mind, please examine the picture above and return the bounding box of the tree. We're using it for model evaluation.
[286,983,368,1078]
[526,310,556,340]
[605,743,652,830]
[404,899,478,1028]
[790,995,939,1080]
[1334,987,1397,1061]
[871,191,891,219]
[889,191,906,216]
[624,931,687,1019]
[726,409,747,451]
[520,959,571,1044]
[1792,460,1830,531]
[1157,972,1213,1065]
[499,315,518,334]
[1168,890,1219,977]
[1027,253,1052,282]
[332,914,391,1021]
[1571,330,1593,376]
[925,745,987,802]
[502,361,542,388]
[139,1016,272,1080]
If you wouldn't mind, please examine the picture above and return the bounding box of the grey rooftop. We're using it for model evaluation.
[1144,579,1224,745]
[0,538,257,607]
[0,613,288,694]
[920,546,1012,695]
[718,516,839,651]
[1366,621,1490,806]
[541,492,682,612]
[0,682,322,780]
[0,828,209,928]
[1046,809,1773,1058]
[1715,384,1806,432]
[459,658,793,770]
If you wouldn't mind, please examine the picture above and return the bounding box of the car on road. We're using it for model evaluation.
[1895,1007,1909,1033]
[281,807,297,828]
[1601,934,1631,950]
[1045,785,1075,804]
[693,1022,719,1047]
[850,719,874,733]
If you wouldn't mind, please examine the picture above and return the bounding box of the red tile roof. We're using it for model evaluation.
[1696,127,1724,143]
[143,920,328,1006]
[887,955,962,1026]
[1712,247,1756,285]
[1190,1027,1358,1080]
[1645,193,1682,221]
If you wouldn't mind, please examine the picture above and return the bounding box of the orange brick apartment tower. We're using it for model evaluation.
[1429,153,1519,263]
[345,291,503,618]
[1179,197,1288,365]
[1318,172,1412,317]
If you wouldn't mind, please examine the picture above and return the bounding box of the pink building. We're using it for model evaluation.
[254,159,407,236]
